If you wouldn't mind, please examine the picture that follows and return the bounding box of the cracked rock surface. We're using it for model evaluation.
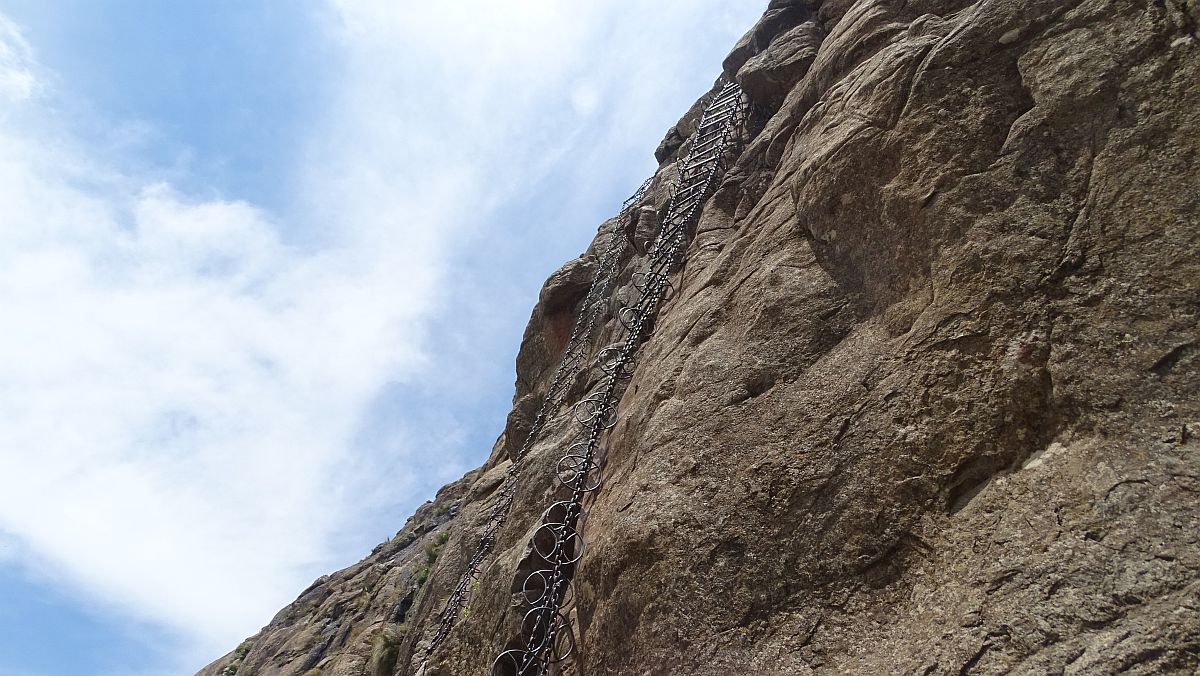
[199,1,1199,674]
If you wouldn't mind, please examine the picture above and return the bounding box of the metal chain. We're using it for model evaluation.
[419,177,656,666]
[493,82,747,676]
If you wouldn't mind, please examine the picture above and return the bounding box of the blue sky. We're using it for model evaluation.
[0,2,763,674]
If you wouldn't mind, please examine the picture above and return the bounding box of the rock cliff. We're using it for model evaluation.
[200,0,1200,674]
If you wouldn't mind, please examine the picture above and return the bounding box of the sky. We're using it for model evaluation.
[0,2,763,674]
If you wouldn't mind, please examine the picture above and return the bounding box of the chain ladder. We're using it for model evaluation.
[419,178,656,667]
[492,82,746,676]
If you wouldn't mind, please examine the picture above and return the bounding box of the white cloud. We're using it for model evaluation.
[571,84,603,117]
[0,0,763,670]
[0,15,35,102]
[0,14,438,663]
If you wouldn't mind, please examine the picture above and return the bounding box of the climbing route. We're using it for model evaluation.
[492,81,747,676]
[419,177,655,665]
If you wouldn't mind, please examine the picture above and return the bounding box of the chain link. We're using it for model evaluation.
[419,177,656,666]
[493,82,747,676]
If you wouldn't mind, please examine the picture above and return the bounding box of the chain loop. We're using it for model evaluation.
[494,82,746,676]
[419,177,656,666]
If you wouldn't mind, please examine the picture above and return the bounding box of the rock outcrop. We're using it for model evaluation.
[200,1,1200,674]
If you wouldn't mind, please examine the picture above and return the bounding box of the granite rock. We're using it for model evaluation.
[199,1,1200,674]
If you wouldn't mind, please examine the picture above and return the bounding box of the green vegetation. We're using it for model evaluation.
[427,530,450,557]
[463,579,481,618]
[216,640,254,675]
[369,628,402,676]
[416,530,450,587]
[354,589,372,610]
[233,640,252,660]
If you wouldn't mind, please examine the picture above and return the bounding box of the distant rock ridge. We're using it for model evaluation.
[199,1,1200,674]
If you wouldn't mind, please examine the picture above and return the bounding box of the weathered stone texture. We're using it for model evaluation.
[200,1,1199,674]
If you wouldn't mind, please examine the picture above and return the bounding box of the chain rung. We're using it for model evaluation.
[428,84,747,676]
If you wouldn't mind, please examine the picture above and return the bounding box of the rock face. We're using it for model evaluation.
[199,1,1200,674]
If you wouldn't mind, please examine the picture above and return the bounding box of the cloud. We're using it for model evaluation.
[0,15,35,102]
[0,0,763,670]
[0,12,440,662]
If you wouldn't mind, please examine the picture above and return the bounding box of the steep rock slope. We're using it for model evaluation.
[200,0,1200,674]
